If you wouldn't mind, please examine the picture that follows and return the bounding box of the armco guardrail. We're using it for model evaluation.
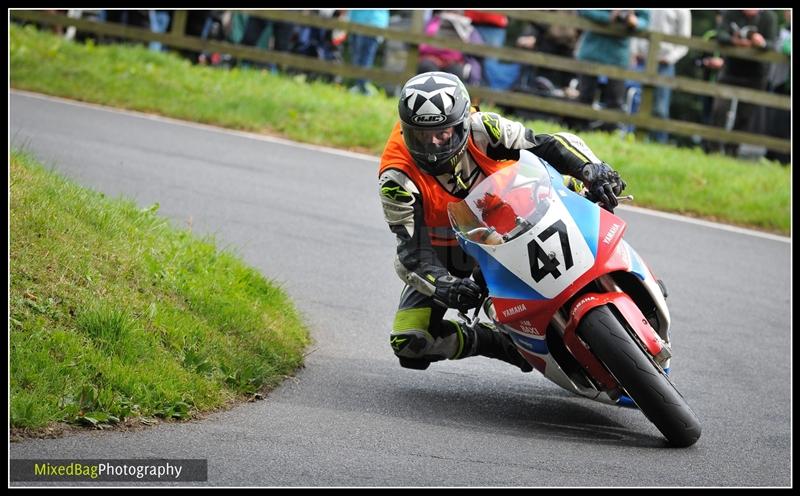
[10,9,790,154]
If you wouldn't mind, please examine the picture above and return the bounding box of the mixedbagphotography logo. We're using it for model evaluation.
[10,459,208,482]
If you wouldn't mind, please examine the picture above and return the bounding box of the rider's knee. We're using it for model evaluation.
[390,330,437,370]
[389,329,430,359]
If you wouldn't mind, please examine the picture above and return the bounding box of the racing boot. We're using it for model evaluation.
[461,322,533,372]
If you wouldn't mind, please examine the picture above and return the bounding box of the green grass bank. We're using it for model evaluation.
[10,150,310,432]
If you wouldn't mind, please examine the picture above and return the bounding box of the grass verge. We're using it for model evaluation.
[10,149,310,433]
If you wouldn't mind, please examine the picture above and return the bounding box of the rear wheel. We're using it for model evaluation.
[578,305,701,447]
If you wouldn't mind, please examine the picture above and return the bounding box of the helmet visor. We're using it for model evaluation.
[402,123,468,161]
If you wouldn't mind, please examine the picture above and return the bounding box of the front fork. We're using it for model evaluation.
[559,279,672,394]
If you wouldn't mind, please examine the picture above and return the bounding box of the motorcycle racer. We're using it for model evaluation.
[378,71,625,371]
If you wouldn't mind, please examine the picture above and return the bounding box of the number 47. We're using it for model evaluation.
[527,219,573,282]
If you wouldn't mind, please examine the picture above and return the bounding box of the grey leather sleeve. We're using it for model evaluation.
[379,168,448,295]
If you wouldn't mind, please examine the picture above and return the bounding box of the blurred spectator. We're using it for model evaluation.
[464,11,509,88]
[697,14,725,126]
[631,9,692,143]
[687,13,725,148]
[704,10,777,156]
[464,11,507,48]
[43,9,85,39]
[181,11,226,65]
[63,10,84,41]
[418,10,483,85]
[346,9,390,95]
[227,11,250,44]
[102,9,150,29]
[513,11,581,94]
[198,11,227,41]
[571,10,650,132]
[148,10,171,52]
[764,9,790,164]
[45,10,68,36]
[292,10,347,83]
[196,11,235,68]
[98,10,150,44]
[381,11,412,96]
[239,12,296,71]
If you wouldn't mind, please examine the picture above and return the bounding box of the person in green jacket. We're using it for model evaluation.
[570,10,650,132]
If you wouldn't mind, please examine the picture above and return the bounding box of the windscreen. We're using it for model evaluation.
[447,158,552,245]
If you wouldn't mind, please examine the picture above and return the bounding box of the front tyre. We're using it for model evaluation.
[578,305,701,447]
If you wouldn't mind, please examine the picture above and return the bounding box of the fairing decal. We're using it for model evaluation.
[491,297,555,327]
[509,332,549,355]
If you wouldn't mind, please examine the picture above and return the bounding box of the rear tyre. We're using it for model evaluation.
[578,305,701,447]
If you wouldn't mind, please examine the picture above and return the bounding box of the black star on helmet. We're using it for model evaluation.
[398,71,471,176]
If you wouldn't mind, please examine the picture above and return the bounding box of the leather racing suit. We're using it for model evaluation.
[378,111,608,368]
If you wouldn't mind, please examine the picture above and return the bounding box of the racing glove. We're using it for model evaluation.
[433,275,484,312]
[580,162,626,211]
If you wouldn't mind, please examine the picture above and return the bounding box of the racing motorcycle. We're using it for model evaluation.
[447,150,701,447]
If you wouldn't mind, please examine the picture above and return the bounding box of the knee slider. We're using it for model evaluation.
[389,330,430,359]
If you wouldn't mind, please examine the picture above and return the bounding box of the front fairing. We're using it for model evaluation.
[447,151,627,323]
[449,153,674,406]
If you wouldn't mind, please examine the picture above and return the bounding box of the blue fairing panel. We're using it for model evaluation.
[510,332,549,355]
[460,238,547,300]
[624,241,647,281]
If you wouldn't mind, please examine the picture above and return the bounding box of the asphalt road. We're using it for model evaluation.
[9,91,792,487]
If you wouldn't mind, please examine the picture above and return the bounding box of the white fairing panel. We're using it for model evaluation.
[624,240,672,341]
[478,196,596,299]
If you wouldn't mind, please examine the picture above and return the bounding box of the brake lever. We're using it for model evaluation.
[457,297,485,328]
[457,310,478,327]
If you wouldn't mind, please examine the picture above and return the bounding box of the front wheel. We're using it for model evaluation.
[577,305,701,447]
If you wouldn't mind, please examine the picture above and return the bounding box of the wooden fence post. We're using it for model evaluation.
[403,11,424,82]
[636,32,661,141]
[170,10,187,36]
